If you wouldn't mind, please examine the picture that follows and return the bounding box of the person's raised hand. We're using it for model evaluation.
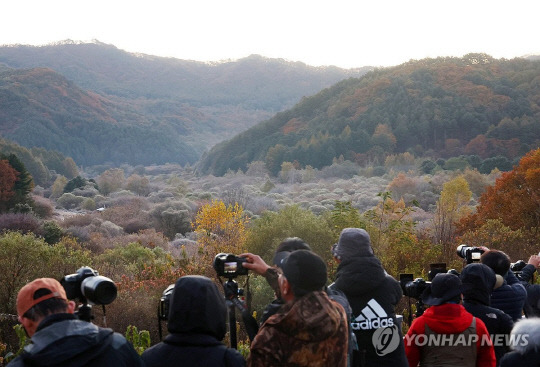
[528,254,540,268]
[240,252,271,276]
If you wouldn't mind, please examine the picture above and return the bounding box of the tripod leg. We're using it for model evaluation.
[229,302,237,349]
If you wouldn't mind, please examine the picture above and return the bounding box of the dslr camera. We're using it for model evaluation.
[400,275,429,299]
[400,263,448,299]
[213,253,248,278]
[510,260,527,279]
[158,284,175,321]
[457,244,485,264]
[61,266,117,305]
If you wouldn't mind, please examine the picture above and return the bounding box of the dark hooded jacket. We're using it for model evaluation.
[141,276,245,367]
[461,263,514,366]
[329,228,407,367]
[7,313,144,367]
[500,318,540,367]
[330,256,407,367]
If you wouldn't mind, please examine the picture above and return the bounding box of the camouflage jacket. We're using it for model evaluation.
[247,290,348,367]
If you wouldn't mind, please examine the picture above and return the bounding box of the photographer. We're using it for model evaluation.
[141,275,245,367]
[246,250,349,367]
[515,254,540,317]
[8,278,144,367]
[241,237,312,323]
[480,250,527,321]
[242,237,356,365]
[329,228,407,367]
[460,263,514,366]
[404,273,496,367]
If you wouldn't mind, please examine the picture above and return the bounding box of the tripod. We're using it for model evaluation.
[405,297,426,326]
[223,278,246,349]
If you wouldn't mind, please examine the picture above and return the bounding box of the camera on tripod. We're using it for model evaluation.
[400,263,448,320]
[61,266,117,322]
[158,284,175,321]
[457,244,485,264]
[213,253,248,278]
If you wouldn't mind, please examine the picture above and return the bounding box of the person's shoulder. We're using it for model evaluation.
[224,347,246,367]
[6,355,24,367]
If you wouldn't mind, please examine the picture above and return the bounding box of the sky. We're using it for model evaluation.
[1,0,538,69]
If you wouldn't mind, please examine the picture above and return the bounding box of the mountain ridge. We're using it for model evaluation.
[198,53,540,175]
[0,41,370,166]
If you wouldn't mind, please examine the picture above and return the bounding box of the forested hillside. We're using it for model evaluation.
[0,67,199,166]
[0,41,369,166]
[198,54,540,175]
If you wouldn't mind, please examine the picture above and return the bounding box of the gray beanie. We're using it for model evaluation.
[332,228,374,260]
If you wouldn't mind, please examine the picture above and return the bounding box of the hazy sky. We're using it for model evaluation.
[1,0,538,68]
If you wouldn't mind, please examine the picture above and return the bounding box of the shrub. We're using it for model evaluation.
[30,195,54,219]
[0,232,91,314]
[246,205,334,263]
[61,213,95,228]
[81,198,96,211]
[43,221,64,244]
[0,213,42,236]
[56,193,85,209]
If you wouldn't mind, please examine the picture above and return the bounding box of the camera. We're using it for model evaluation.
[457,244,485,264]
[400,263,448,299]
[158,284,175,321]
[61,266,117,305]
[510,260,527,279]
[213,253,248,278]
[400,274,429,299]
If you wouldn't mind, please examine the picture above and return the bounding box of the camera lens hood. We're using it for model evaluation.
[81,275,117,305]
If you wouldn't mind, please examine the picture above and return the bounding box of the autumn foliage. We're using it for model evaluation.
[459,148,540,244]
[0,160,17,211]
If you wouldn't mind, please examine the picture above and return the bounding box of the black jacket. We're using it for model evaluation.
[517,264,540,317]
[141,276,245,367]
[460,263,514,366]
[7,314,144,367]
[490,271,526,321]
[330,256,407,367]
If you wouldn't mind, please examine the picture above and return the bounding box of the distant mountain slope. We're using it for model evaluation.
[0,41,370,165]
[0,67,198,165]
[198,54,540,175]
[0,41,368,108]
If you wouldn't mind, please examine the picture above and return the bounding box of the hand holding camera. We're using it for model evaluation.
[238,252,271,276]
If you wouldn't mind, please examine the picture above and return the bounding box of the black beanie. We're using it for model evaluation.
[280,250,327,294]
[332,228,374,260]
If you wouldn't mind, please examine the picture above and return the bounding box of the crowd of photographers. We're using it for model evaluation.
[7,228,540,367]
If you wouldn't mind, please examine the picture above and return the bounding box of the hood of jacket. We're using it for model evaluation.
[421,303,474,334]
[509,318,540,353]
[334,256,386,295]
[460,263,496,306]
[20,314,114,366]
[266,290,345,343]
[167,275,227,340]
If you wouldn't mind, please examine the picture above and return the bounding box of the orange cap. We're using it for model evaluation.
[16,278,67,317]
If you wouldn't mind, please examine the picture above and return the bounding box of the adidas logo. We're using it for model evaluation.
[351,299,394,330]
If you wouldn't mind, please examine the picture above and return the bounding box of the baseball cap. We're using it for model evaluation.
[280,250,327,293]
[17,278,68,317]
[422,273,470,306]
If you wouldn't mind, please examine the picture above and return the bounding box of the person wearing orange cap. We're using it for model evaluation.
[8,278,144,367]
